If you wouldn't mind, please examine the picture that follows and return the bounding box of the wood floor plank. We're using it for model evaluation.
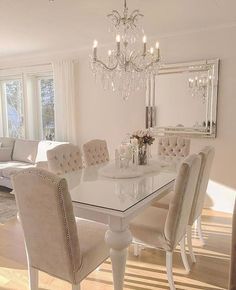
[0,209,232,290]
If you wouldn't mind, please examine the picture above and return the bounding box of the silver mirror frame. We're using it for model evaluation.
[146,59,219,138]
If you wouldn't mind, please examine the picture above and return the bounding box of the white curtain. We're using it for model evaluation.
[52,59,77,144]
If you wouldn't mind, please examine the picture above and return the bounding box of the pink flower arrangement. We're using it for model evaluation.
[131,129,155,147]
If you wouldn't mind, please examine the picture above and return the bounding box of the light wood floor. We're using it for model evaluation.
[0,209,232,290]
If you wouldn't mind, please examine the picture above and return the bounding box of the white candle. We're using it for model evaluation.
[150,47,154,55]
[116,35,121,54]
[155,41,160,58]
[143,35,147,55]
[93,40,98,59]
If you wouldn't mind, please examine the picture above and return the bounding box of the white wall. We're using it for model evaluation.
[75,51,146,154]
[156,25,236,213]
[1,25,235,213]
[75,25,236,213]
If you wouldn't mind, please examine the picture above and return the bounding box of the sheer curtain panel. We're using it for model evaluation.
[53,59,77,144]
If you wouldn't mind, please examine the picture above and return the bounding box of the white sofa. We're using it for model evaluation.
[0,137,66,189]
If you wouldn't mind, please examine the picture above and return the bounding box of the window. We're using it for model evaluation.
[38,77,55,140]
[0,64,55,140]
[0,79,25,138]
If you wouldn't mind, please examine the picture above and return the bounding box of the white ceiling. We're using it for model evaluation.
[1,0,236,59]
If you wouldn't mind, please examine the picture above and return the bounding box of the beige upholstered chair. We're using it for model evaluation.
[158,136,191,158]
[151,136,191,210]
[153,146,215,264]
[47,144,83,175]
[186,146,215,262]
[130,154,201,290]
[12,168,109,290]
[229,200,236,290]
[83,139,109,167]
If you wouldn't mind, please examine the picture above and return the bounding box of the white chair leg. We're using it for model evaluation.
[197,216,205,245]
[29,266,38,290]
[187,225,196,263]
[166,251,176,290]
[133,243,141,257]
[72,284,80,290]
[179,236,190,272]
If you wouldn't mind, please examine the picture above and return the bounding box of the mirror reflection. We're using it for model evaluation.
[146,59,219,138]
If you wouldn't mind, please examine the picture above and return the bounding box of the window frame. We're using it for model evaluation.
[0,64,54,140]
[0,75,25,138]
[36,73,55,140]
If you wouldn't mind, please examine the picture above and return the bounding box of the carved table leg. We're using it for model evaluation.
[105,218,132,290]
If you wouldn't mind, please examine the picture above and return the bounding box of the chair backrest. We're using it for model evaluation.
[47,144,83,175]
[158,136,190,158]
[188,146,215,225]
[229,200,236,290]
[164,154,201,249]
[83,139,109,167]
[12,168,80,284]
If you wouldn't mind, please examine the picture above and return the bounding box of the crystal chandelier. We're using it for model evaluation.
[188,74,213,104]
[90,0,161,100]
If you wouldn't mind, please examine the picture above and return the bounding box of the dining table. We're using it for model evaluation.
[64,159,178,290]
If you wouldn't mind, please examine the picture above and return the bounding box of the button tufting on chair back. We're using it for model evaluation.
[47,144,83,175]
[158,136,191,158]
[83,139,109,167]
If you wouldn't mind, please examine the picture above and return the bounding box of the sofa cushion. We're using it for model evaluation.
[0,161,34,178]
[0,147,13,161]
[13,139,39,164]
[0,137,15,148]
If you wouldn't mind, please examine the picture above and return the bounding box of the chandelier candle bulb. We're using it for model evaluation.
[143,35,147,55]
[150,47,154,55]
[93,40,98,60]
[155,42,160,58]
[108,50,112,61]
[116,35,121,54]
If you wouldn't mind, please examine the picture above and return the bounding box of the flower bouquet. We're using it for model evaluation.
[131,129,155,165]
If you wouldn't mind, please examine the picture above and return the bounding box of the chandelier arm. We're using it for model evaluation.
[109,10,122,19]
[130,58,160,73]
[129,10,143,18]
[132,13,144,23]
[94,59,119,71]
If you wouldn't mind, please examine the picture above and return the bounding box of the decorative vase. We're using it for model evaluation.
[138,144,148,165]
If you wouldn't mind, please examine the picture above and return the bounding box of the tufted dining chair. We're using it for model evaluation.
[186,146,215,262]
[152,146,215,264]
[12,168,109,290]
[150,136,191,211]
[158,136,191,158]
[83,139,109,167]
[130,154,201,290]
[47,144,83,175]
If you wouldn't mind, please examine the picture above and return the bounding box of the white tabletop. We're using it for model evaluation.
[64,162,177,214]
[64,160,178,290]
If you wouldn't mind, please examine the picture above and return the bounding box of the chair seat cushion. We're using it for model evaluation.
[75,218,109,282]
[130,206,171,251]
[0,161,34,178]
[152,190,175,210]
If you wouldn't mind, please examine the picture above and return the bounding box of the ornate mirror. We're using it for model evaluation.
[146,59,219,138]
